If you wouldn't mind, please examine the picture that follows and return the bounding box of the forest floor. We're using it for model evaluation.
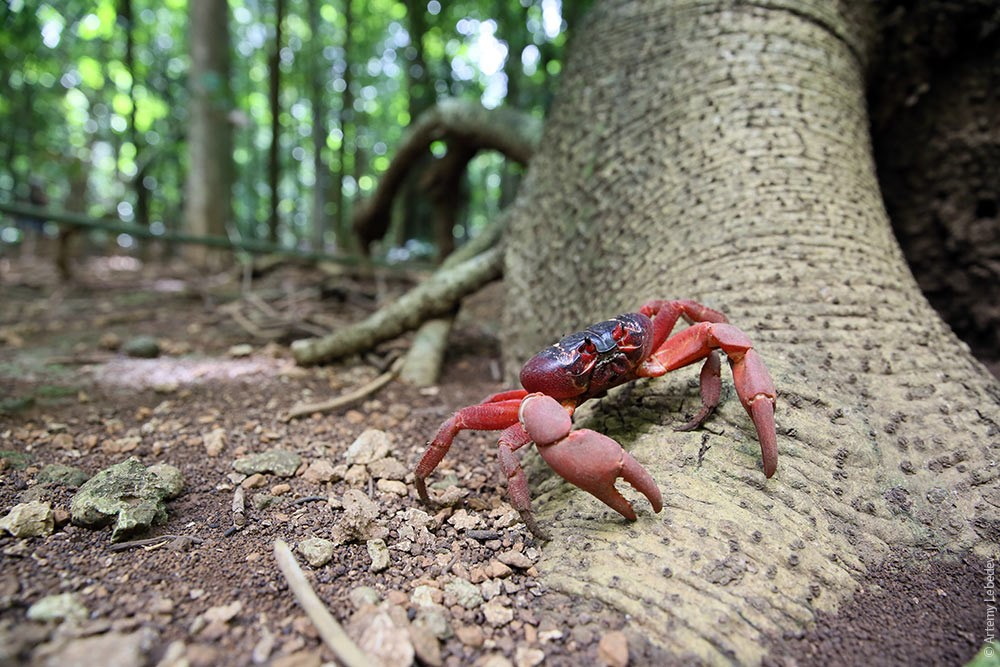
[0,252,992,667]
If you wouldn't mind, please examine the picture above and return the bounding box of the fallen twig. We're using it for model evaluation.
[291,495,329,506]
[285,357,404,420]
[232,486,246,527]
[273,539,371,667]
[107,535,204,552]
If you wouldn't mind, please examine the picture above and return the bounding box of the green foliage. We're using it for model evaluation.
[1,0,590,257]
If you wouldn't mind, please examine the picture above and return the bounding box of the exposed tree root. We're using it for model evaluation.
[352,98,541,253]
[399,317,453,387]
[291,243,502,366]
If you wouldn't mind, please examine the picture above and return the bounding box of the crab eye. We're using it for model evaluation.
[578,339,597,357]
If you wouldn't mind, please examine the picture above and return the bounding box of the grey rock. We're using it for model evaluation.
[36,464,90,488]
[122,336,160,359]
[233,450,302,477]
[27,593,88,622]
[70,458,184,542]
[0,501,55,538]
[297,537,335,567]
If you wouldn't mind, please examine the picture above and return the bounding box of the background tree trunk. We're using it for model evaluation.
[184,0,233,270]
[501,1,998,662]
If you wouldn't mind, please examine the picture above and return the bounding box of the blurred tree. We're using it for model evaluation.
[184,0,233,268]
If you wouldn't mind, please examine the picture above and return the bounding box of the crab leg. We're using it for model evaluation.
[519,394,663,524]
[415,398,523,504]
[495,423,549,538]
[640,321,778,477]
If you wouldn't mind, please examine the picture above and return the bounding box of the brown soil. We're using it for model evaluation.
[0,254,991,666]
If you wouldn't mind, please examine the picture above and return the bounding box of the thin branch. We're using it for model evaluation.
[285,357,404,419]
[272,539,371,667]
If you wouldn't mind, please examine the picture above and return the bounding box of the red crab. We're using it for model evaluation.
[414,299,777,538]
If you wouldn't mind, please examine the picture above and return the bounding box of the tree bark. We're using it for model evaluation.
[184,0,233,270]
[500,1,998,663]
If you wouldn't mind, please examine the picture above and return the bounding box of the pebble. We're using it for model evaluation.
[36,464,89,488]
[455,624,485,648]
[270,483,291,496]
[411,585,442,607]
[343,464,369,486]
[345,429,391,465]
[376,479,408,496]
[348,586,381,609]
[228,344,253,358]
[445,578,483,609]
[515,646,545,667]
[0,500,54,538]
[366,538,390,572]
[27,593,88,622]
[203,428,227,457]
[482,598,514,627]
[347,603,414,667]
[448,509,485,531]
[233,450,302,477]
[122,336,160,358]
[497,550,534,569]
[366,457,407,481]
[301,460,337,484]
[40,628,157,666]
[413,604,452,640]
[241,473,267,489]
[332,489,387,543]
[297,537,335,567]
[597,630,629,667]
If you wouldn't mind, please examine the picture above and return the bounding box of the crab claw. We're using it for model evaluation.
[520,394,663,522]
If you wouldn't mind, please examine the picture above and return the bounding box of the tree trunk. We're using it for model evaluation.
[501,1,998,662]
[184,0,233,270]
[267,0,287,244]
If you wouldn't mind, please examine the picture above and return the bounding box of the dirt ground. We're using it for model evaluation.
[0,253,994,666]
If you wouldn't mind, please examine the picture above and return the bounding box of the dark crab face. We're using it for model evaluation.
[519,312,654,400]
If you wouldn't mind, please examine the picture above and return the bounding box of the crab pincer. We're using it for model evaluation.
[519,394,663,522]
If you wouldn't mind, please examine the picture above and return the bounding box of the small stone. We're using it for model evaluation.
[455,625,485,648]
[297,537,335,567]
[366,457,407,481]
[332,489,387,544]
[228,344,253,358]
[411,585,442,607]
[36,464,89,488]
[345,429,391,465]
[242,473,266,489]
[477,656,514,667]
[203,601,242,624]
[486,561,514,579]
[482,598,514,627]
[347,603,414,667]
[410,618,443,666]
[99,332,122,350]
[40,629,156,666]
[497,550,534,569]
[413,604,452,640]
[367,538,390,572]
[233,450,302,477]
[0,500,54,537]
[251,493,276,510]
[148,463,185,498]
[301,460,337,484]
[343,464,369,486]
[203,428,227,457]
[27,592,88,622]
[376,479,408,496]
[348,586,381,609]
[448,509,485,531]
[122,336,160,358]
[515,646,545,667]
[598,630,629,667]
[444,578,483,610]
[102,436,141,454]
[270,483,291,496]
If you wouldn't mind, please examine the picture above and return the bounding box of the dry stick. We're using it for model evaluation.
[273,539,371,667]
[108,535,204,552]
[232,486,246,528]
[285,357,404,420]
